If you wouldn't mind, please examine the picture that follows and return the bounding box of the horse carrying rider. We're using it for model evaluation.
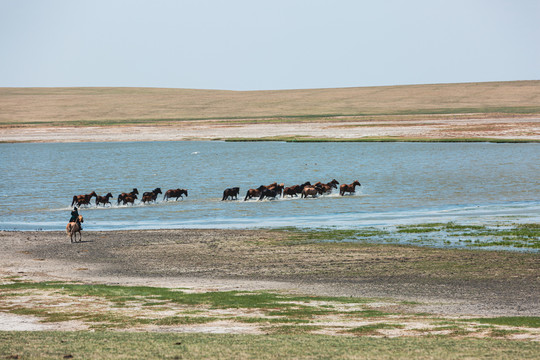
[69,207,82,230]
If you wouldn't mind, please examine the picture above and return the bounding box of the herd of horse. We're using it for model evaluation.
[70,179,361,208]
[67,180,360,241]
[235,179,361,201]
[71,187,188,207]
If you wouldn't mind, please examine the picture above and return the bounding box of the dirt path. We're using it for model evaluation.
[1,229,538,319]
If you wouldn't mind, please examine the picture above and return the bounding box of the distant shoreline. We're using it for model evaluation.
[1,116,539,143]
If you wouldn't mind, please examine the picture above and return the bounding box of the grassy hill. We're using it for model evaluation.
[1,81,539,126]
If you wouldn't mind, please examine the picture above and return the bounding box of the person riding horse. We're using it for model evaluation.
[69,207,82,230]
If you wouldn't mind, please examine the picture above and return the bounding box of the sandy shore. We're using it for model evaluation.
[1,229,538,319]
[1,116,539,142]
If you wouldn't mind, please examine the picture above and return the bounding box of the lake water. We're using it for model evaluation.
[1,141,539,233]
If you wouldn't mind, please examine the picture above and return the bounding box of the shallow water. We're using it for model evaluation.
[1,141,539,237]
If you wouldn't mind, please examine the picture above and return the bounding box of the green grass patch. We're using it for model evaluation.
[265,325,323,335]
[279,227,390,245]
[0,281,379,326]
[466,317,540,328]
[5,331,539,359]
[395,222,540,250]
[266,307,336,319]
[489,329,527,337]
[347,323,405,335]
[347,309,390,318]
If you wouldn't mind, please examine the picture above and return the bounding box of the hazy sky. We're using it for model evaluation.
[1,0,539,90]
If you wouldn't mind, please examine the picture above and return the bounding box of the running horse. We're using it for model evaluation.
[283,182,311,198]
[339,180,361,196]
[244,185,266,201]
[163,188,188,201]
[121,194,138,205]
[142,188,162,204]
[301,186,322,198]
[222,187,240,201]
[66,215,83,243]
[95,193,113,206]
[117,188,139,205]
[71,191,97,207]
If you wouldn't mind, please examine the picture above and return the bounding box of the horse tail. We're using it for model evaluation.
[222,190,227,201]
[244,191,250,201]
[71,196,77,207]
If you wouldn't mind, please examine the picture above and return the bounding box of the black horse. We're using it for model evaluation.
[259,188,280,201]
[222,187,240,201]
[142,188,162,203]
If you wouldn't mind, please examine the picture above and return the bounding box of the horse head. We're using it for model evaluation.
[78,215,84,223]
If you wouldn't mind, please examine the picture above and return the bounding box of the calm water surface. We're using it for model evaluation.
[1,141,539,233]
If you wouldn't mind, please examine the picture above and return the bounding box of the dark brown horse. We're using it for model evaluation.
[95,193,113,206]
[314,179,339,193]
[328,179,340,188]
[339,180,361,196]
[313,183,330,194]
[117,188,139,205]
[66,215,83,243]
[143,188,162,198]
[222,187,240,201]
[71,191,97,207]
[121,194,138,205]
[283,182,311,197]
[283,186,299,197]
[244,185,266,201]
[163,188,188,201]
[142,188,162,203]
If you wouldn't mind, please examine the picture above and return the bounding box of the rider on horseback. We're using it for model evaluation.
[69,207,82,230]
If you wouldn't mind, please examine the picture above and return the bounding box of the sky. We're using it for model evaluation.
[1,0,539,91]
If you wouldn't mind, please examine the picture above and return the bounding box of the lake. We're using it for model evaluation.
[1,141,539,234]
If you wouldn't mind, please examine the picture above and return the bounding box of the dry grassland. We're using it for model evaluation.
[1,81,539,141]
[1,81,539,124]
